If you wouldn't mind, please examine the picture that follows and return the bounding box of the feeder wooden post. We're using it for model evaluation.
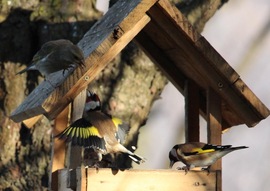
[207,87,222,191]
[66,89,87,170]
[51,106,70,190]
[51,89,87,190]
[184,79,200,142]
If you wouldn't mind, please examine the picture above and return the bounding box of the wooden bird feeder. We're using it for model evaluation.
[10,0,270,190]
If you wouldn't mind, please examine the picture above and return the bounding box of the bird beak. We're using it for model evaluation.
[170,160,174,168]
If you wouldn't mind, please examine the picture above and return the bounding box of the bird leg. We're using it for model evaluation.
[86,163,101,172]
[176,166,190,175]
[201,166,211,175]
[62,64,75,75]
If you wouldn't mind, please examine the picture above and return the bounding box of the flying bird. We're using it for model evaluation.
[56,91,145,167]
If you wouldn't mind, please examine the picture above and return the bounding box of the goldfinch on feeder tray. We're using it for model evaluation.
[16,39,85,78]
[55,91,145,166]
[169,142,248,172]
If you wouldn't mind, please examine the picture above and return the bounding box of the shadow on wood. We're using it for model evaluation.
[56,168,219,191]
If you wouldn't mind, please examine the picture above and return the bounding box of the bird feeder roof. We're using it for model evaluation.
[10,0,270,129]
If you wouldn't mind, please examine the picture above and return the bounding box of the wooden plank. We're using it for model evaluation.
[50,107,69,191]
[52,106,70,172]
[184,79,200,142]
[10,0,156,123]
[216,171,222,191]
[134,30,186,93]
[196,34,269,124]
[73,168,217,191]
[139,14,234,128]
[21,115,42,128]
[207,88,222,168]
[77,168,87,191]
[135,24,234,130]
[144,1,270,127]
[52,90,86,189]
[58,169,74,191]
[51,170,59,191]
[141,19,209,88]
[207,88,222,191]
[157,0,239,83]
[50,105,70,191]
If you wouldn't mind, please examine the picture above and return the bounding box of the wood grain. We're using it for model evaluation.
[184,79,200,142]
[51,106,70,191]
[73,168,216,191]
[206,88,222,191]
[21,115,42,128]
[207,88,222,171]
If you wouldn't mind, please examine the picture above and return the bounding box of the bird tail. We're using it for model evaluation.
[16,64,36,75]
[217,145,248,158]
[118,144,146,164]
[229,146,248,151]
[16,67,29,75]
[123,148,146,164]
[128,153,146,164]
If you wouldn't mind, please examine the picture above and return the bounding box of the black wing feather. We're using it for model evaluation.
[55,118,106,151]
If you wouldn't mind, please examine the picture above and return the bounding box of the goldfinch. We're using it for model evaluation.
[169,142,248,172]
[16,39,85,78]
[56,91,145,166]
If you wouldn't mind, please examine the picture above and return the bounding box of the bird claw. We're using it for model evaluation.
[62,65,75,76]
[201,166,211,175]
[84,163,100,173]
[176,166,190,174]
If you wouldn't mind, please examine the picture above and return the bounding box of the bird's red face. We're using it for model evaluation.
[84,91,101,112]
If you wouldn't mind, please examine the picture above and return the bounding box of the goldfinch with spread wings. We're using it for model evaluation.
[56,91,145,166]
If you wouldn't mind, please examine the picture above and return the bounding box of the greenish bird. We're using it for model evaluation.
[16,39,85,78]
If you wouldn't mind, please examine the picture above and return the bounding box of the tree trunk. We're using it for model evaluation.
[0,0,228,189]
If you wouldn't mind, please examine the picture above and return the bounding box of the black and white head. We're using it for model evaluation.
[84,91,101,112]
[169,145,180,167]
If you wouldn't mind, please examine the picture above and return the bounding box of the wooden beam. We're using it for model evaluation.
[66,168,217,191]
[20,115,42,128]
[52,106,70,172]
[135,24,230,130]
[51,105,70,190]
[156,0,239,83]
[134,30,186,93]
[10,0,156,123]
[51,90,86,189]
[58,169,74,191]
[184,79,200,142]
[207,88,222,191]
[207,88,222,148]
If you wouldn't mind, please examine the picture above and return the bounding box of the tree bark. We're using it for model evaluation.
[0,0,228,189]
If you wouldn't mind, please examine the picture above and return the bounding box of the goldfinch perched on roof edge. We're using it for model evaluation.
[169,142,248,172]
[16,39,85,78]
[55,91,145,166]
